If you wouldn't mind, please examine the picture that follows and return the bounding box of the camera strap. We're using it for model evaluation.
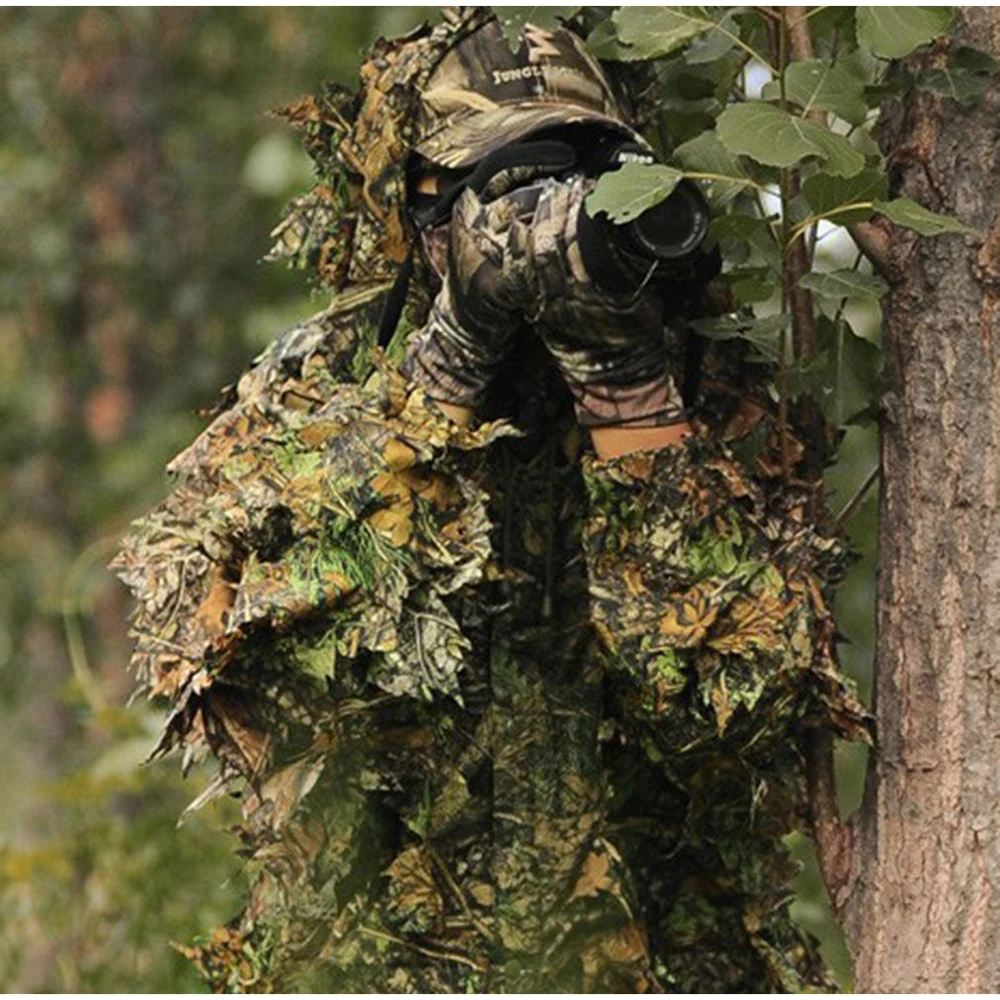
[412,139,578,231]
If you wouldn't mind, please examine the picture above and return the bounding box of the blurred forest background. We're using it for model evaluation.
[0,7,876,991]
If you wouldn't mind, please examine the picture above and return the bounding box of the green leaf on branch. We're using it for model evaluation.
[716,103,865,177]
[684,8,743,65]
[802,168,888,225]
[672,131,748,206]
[809,7,858,47]
[807,315,882,427]
[918,67,990,104]
[762,59,869,126]
[728,266,778,304]
[586,18,632,60]
[917,46,999,105]
[856,7,952,60]
[712,213,781,270]
[691,312,789,361]
[873,197,979,236]
[799,269,889,300]
[494,7,581,50]
[805,126,870,179]
[950,45,1000,75]
[585,162,683,223]
[612,6,726,61]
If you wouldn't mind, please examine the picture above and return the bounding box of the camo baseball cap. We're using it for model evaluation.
[415,17,645,169]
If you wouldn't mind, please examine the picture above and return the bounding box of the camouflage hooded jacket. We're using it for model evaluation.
[113,9,868,993]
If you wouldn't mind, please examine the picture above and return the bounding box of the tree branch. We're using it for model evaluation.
[783,5,861,896]
[804,729,855,917]
[781,7,819,360]
[848,218,895,279]
[785,6,896,280]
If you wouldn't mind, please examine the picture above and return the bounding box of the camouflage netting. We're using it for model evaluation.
[113,7,869,993]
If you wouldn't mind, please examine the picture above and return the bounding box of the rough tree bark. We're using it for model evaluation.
[825,7,1000,992]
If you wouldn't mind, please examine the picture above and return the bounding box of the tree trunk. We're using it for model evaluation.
[846,7,1000,991]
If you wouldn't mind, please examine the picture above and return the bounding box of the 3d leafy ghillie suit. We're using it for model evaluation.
[114,8,868,992]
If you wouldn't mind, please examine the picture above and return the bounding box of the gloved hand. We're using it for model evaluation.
[518,176,687,429]
[405,175,688,430]
[403,188,524,411]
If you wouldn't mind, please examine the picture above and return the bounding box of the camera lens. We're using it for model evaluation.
[629,181,710,261]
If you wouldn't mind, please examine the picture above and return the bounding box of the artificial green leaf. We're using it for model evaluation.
[798,269,889,300]
[613,6,716,60]
[762,59,869,125]
[874,197,979,236]
[585,161,683,223]
[673,131,748,206]
[716,102,865,176]
[856,7,953,60]
[802,168,888,225]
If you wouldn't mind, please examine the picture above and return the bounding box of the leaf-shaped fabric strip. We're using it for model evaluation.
[716,103,865,177]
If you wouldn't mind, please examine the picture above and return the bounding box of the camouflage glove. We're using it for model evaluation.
[521,176,687,428]
[405,175,687,428]
[403,191,523,410]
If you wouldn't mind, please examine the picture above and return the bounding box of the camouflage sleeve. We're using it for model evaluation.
[580,436,870,755]
[403,188,529,408]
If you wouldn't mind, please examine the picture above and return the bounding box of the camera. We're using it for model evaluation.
[577,140,716,297]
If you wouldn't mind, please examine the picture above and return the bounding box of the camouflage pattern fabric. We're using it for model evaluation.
[406,174,689,428]
[114,289,868,992]
[113,8,870,994]
[266,8,495,292]
[414,17,643,169]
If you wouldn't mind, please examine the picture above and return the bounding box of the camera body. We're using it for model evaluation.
[587,142,710,262]
[575,137,717,298]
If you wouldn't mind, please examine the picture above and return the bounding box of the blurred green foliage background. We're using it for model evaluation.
[0,9,430,990]
[0,7,876,991]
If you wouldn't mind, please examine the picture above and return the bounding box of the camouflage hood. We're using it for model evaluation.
[413,16,641,169]
[268,8,640,291]
[268,9,490,290]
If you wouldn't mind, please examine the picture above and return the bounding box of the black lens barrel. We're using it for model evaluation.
[625,180,710,261]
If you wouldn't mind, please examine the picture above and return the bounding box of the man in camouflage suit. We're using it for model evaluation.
[114,9,867,992]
